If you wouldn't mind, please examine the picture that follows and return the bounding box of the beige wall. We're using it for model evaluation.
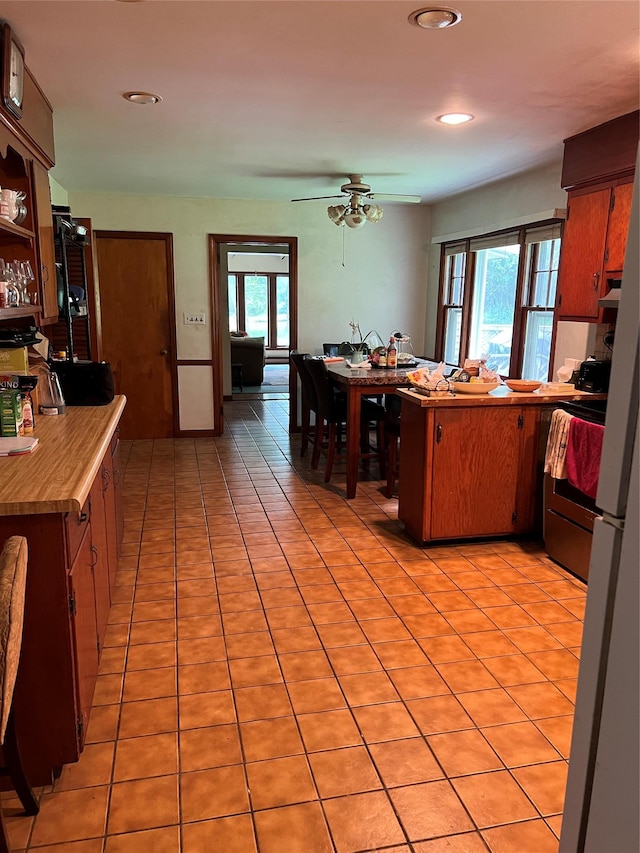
[65,190,431,429]
[424,162,569,357]
[49,174,69,207]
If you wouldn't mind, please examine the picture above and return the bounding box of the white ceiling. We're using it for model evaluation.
[3,1,639,204]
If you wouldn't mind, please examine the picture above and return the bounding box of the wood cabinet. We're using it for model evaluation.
[556,110,638,322]
[0,445,123,783]
[556,181,634,320]
[604,180,634,274]
[68,526,100,742]
[31,159,58,319]
[0,127,57,325]
[398,395,543,545]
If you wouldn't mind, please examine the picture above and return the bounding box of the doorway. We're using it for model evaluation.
[209,235,298,432]
[94,231,178,440]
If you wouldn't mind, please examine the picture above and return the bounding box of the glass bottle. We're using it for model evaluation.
[387,337,397,369]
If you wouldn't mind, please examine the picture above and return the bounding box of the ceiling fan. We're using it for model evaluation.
[291,175,421,229]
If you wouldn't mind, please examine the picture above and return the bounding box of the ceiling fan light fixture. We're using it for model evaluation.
[123,91,162,105]
[363,204,383,223]
[343,210,367,229]
[410,7,462,29]
[437,112,474,125]
[327,204,346,226]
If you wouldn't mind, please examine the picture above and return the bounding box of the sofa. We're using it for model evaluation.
[230,336,265,386]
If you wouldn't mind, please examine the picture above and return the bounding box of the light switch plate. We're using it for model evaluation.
[183,313,206,325]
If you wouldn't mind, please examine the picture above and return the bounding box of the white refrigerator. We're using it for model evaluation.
[560,157,639,851]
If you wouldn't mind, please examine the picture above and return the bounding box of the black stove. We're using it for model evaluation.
[559,398,607,426]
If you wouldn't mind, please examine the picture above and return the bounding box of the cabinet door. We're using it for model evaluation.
[101,448,120,597]
[557,188,611,320]
[90,471,111,651]
[604,181,634,274]
[111,433,125,558]
[69,528,99,745]
[430,407,522,540]
[31,160,58,320]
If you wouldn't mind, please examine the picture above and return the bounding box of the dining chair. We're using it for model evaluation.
[0,536,39,853]
[384,394,402,498]
[304,357,386,484]
[290,351,318,457]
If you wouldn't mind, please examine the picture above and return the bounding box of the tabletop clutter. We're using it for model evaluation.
[0,332,67,452]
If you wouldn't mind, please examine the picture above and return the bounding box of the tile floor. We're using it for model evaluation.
[10,398,587,852]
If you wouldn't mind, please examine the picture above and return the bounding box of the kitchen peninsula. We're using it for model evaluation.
[0,397,125,784]
[397,386,603,545]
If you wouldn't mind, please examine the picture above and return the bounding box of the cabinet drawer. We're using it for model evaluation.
[65,497,91,564]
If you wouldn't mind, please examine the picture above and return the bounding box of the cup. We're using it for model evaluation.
[0,189,18,222]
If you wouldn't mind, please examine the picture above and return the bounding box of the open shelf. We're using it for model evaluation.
[0,305,42,321]
[0,217,34,243]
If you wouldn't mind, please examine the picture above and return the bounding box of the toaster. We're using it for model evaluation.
[575,359,611,393]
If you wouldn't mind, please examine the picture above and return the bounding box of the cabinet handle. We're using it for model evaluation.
[113,468,121,486]
[436,424,443,443]
[593,271,600,291]
[160,348,168,356]
[42,264,49,283]
[101,467,111,491]
[78,511,88,524]
[90,545,98,568]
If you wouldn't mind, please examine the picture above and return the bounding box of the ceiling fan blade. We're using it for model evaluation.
[367,193,422,204]
[291,195,345,202]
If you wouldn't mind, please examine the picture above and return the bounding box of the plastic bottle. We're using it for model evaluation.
[378,348,387,368]
[387,337,397,369]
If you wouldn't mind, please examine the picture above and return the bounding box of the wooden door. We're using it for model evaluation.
[69,529,99,746]
[95,232,176,439]
[430,407,522,539]
[556,188,610,320]
[605,181,634,274]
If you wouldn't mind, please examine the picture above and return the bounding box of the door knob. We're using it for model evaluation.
[160,348,168,356]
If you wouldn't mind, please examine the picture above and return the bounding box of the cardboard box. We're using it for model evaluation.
[0,347,28,374]
[0,390,23,437]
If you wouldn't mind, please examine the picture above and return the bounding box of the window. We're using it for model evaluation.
[521,228,561,381]
[228,273,290,349]
[436,221,562,379]
[441,245,466,366]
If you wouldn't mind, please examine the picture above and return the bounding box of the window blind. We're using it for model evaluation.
[524,222,563,244]
[469,231,520,252]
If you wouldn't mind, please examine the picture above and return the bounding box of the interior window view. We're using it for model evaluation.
[0,4,637,853]
[228,249,291,398]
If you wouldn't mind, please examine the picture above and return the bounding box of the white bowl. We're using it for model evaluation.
[452,381,500,395]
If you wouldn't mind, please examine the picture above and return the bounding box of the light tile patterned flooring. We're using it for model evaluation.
[11,399,586,852]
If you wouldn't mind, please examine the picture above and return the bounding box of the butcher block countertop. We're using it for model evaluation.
[0,396,126,516]
[397,385,605,408]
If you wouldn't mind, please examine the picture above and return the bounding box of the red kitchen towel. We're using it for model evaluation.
[566,417,606,499]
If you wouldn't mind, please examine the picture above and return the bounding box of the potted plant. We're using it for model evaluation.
[343,321,384,364]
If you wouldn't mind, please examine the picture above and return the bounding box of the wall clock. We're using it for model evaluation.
[2,24,25,119]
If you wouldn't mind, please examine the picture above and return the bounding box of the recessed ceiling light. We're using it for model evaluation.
[123,92,162,105]
[436,113,474,125]
[410,7,462,29]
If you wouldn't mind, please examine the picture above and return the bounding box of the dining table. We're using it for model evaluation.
[326,358,445,499]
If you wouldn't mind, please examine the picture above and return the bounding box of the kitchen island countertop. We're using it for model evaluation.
[397,385,607,408]
[0,396,126,516]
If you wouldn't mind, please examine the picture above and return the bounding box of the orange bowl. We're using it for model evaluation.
[505,379,542,392]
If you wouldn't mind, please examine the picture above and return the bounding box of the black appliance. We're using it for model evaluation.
[575,359,611,393]
[543,398,607,582]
